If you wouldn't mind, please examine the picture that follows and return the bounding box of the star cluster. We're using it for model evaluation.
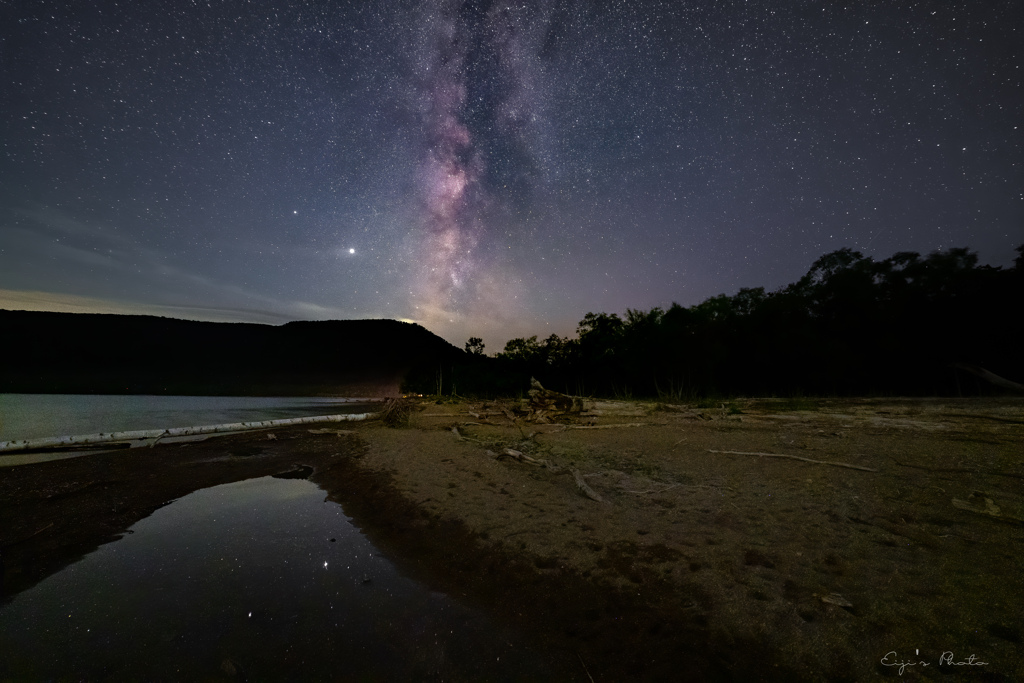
[1,1,1020,348]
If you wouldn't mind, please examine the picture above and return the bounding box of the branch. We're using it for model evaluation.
[565,423,649,430]
[571,468,606,502]
[707,449,878,472]
[451,426,483,443]
[494,448,558,470]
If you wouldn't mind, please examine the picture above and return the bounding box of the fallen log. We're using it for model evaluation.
[520,378,589,422]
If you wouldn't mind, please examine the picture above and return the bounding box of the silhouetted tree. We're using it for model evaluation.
[498,336,541,363]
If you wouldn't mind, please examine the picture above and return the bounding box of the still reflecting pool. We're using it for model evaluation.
[0,476,554,680]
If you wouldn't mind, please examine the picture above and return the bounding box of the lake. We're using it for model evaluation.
[0,394,377,442]
[0,475,556,680]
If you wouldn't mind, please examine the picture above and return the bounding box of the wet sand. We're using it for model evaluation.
[2,397,1022,681]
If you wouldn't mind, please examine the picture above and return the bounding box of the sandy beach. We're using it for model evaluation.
[2,396,1021,681]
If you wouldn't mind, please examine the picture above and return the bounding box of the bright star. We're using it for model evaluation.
[348,248,355,254]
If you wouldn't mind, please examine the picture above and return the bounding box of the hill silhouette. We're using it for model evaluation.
[0,311,464,396]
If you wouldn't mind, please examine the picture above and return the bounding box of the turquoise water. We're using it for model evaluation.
[0,476,555,680]
[0,394,375,441]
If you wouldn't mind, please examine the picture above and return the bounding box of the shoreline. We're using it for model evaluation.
[2,397,1022,681]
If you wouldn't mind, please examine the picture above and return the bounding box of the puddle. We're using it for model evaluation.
[0,476,559,680]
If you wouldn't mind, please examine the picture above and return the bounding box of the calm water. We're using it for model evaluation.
[0,476,556,680]
[0,394,376,441]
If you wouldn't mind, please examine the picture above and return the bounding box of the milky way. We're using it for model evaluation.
[412,0,483,318]
[410,0,556,331]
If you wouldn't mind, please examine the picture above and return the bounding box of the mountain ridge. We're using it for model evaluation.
[0,310,464,396]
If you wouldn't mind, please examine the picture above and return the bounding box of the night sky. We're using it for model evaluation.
[2,1,1020,350]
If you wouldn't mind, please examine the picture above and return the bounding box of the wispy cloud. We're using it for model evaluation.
[0,289,288,323]
[0,205,375,324]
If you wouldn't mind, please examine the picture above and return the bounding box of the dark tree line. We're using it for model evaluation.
[473,245,1024,398]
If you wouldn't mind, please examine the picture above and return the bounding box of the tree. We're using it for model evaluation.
[806,247,866,285]
[731,287,766,316]
[498,336,541,363]
[576,312,623,360]
[465,337,485,355]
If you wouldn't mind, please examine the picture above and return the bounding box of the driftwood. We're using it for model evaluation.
[848,515,941,548]
[583,400,659,416]
[820,593,853,608]
[533,422,649,434]
[566,423,648,430]
[578,653,595,683]
[951,492,1024,526]
[498,406,531,438]
[489,447,605,503]
[951,363,1024,393]
[451,426,485,444]
[380,397,412,427]
[495,448,551,467]
[8,522,55,546]
[708,449,878,472]
[571,468,605,502]
[528,377,584,412]
[518,378,589,423]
